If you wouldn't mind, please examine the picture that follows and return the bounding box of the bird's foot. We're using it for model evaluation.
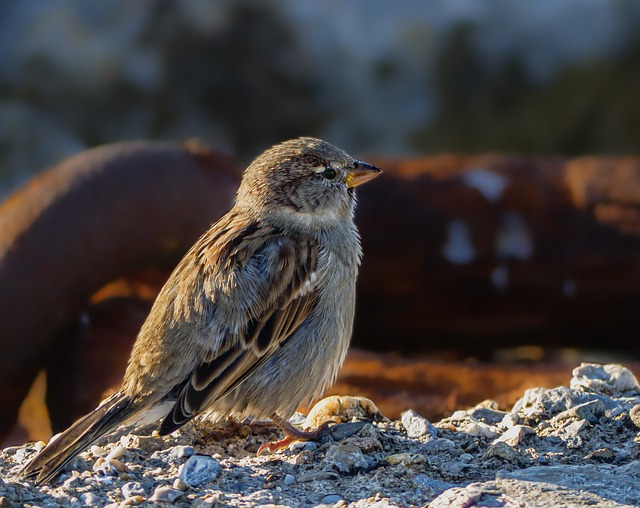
[256,415,330,456]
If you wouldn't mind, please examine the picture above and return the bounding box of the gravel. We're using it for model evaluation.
[1,362,640,507]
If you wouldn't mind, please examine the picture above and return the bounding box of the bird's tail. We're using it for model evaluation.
[19,392,136,485]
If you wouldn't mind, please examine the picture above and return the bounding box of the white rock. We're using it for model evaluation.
[494,425,534,447]
[571,363,640,396]
[178,455,221,486]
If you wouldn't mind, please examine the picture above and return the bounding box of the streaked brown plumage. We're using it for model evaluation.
[19,137,381,484]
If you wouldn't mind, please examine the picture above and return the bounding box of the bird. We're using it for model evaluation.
[19,137,381,485]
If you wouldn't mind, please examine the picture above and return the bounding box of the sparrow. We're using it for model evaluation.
[19,137,381,484]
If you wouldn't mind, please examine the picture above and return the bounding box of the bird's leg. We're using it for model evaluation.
[256,413,330,456]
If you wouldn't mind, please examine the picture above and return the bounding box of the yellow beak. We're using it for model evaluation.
[346,161,382,188]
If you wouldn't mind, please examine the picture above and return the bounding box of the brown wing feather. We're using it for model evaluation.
[158,233,318,435]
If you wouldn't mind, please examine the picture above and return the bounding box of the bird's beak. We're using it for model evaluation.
[346,161,382,188]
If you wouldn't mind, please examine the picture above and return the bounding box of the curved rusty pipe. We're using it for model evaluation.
[0,140,241,439]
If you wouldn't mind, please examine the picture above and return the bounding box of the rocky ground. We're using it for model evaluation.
[1,362,640,508]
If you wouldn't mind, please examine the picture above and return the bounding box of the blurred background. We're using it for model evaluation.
[2,0,640,196]
[2,0,640,444]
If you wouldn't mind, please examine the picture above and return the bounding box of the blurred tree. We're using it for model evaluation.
[418,27,640,155]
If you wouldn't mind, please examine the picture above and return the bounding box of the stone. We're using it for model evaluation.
[552,400,606,425]
[493,424,533,447]
[297,471,339,483]
[320,494,343,504]
[169,445,196,460]
[429,484,485,508]
[424,438,462,455]
[401,410,437,439]
[79,492,101,506]
[192,496,218,508]
[583,448,615,462]
[178,455,221,486]
[123,434,167,453]
[413,474,455,496]
[513,386,621,420]
[149,486,184,503]
[106,444,126,461]
[458,420,500,438]
[320,421,369,442]
[571,363,640,396]
[304,395,385,429]
[483,442,521,463]
[629,404,640,429]
[433,477,634,508]
[0,498,18,508]
[500,412,520,429]
[121,482,146,498]
[385,453,427,467]
[468,407,507,425]
[324,443,369,473]
[498,462,640,506]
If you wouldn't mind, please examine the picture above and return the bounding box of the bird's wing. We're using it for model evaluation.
[158,219,319,434]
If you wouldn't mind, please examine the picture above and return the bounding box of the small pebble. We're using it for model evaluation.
[169,445,196,459]
[449,410,468,421]
[494,425,534,447]
[297,471,339,483]
[294,450,315,465]
[121,482,146,498]
[482,441,519,462]
[178,455,221,486]
[556,419,589,438]
[424,438,461,455]
[552,400,605,425]
[193,495,218,508]
[320,494,343,504]
[62,472,83,488]
[467,407,507,425]
[385,453,427,467]
[459,420,499,438]
[2,446,24,456]
[630,404,640,429]
[583,447,615,462]
[173,478,188,490]
[92,457,115,476]
[122,496,145,506]
[401,410,437,439]
[110,458,130,472]
[149,486,184,503]
[324,443,369,473]
[89,445,108,457]
[289,441,317,452]
[79,492,101,506]
[106,444,126,461]
[341,436,382,453]
[413,474,454,495]
[123,435,166,453]
[283,474,295,485]
[500,412,520,429]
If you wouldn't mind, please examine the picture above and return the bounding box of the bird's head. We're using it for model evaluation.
[235,137,381,230]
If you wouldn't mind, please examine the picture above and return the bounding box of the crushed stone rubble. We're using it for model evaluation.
[1,365,640,507]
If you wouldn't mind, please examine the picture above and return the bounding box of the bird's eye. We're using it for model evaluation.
[322,167,337,180]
